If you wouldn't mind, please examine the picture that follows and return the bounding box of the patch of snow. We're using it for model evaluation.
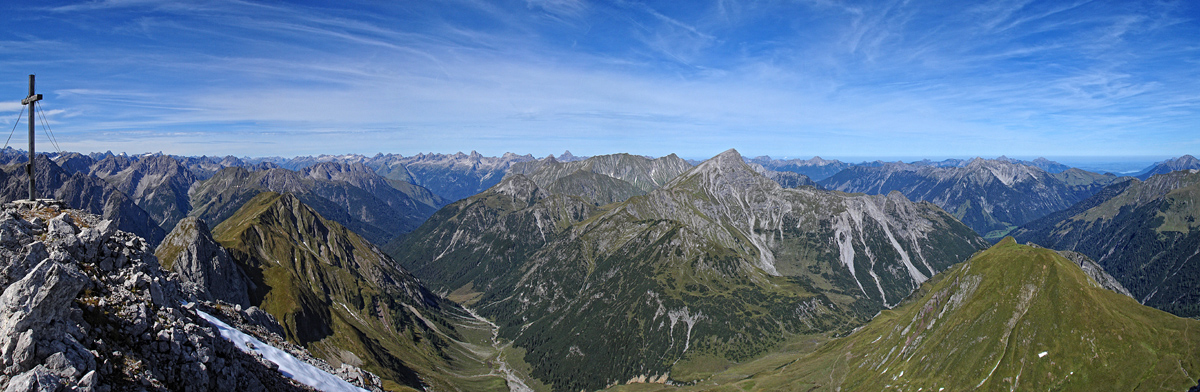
[197,310,368,392]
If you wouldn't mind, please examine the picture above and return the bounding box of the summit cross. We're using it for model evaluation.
[20,75,42,201]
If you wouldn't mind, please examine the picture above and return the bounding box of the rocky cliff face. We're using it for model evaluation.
[395,149,987,391]
[0,200,314,391]
[155,217,253,308]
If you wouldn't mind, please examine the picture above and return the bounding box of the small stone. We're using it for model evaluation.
[78,370,98,392]
[43,352,80,379]
[95,220,116,239]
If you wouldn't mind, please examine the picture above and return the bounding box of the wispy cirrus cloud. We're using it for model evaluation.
[0,0,1195,159]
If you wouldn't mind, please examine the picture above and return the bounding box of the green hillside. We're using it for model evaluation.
[620,238,1200,391]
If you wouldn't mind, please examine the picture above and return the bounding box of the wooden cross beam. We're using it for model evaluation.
[22,75,41,201]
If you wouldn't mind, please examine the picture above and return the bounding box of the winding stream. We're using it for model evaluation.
[464,307,533,392]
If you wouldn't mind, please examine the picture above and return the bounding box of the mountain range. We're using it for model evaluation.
[393,149,987,391]
[1135,154,1200,180]
[4,147,1199,391]
[0,155,166,245]
[819,158,1125,239]
[268,151,537,203]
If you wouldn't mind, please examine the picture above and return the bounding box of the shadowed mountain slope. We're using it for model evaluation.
[1014,169,1200,317]
[189,163,441,246]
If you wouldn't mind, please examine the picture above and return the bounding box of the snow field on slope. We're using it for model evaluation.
[198,310,368,392]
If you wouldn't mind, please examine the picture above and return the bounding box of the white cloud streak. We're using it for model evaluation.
[7,0,1198,158]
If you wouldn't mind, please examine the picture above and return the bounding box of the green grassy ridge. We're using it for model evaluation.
[212,191,513,391]
[646,238,1200,391]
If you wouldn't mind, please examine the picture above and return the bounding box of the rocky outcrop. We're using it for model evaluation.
[156,217,253,308]
[1061,250,1135,298]
[0,199,327,391]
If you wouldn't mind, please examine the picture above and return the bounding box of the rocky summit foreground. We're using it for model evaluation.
[0,199,377,391]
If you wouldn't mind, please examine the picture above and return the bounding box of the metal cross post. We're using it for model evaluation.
[20,75,42,201]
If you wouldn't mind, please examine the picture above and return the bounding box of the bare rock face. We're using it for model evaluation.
[155,217,253,308]
[0,200,313,392]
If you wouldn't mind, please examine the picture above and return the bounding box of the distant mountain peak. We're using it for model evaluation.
[1137,154,1200,180]
[558,150,580,162]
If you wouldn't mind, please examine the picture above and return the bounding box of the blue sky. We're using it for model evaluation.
[0,0,1197,160]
